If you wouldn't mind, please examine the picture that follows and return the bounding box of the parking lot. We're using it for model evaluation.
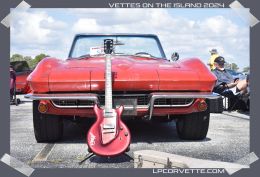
[10,96,249,168]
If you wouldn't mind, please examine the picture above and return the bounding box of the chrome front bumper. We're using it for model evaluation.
[148,92,219,120]
[25,92,219,119]
[25,93,99,102]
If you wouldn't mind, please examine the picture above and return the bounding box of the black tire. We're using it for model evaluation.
[151,116,173,123]
[33,100,63,142]
[176,109,210,140]
[209,98,223,113]
[15,98,21,106]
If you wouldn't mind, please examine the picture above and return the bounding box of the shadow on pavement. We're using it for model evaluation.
[59,118,211,144]
[89,154,132,163]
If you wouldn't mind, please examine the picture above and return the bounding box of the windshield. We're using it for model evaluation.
[69,35,166,59]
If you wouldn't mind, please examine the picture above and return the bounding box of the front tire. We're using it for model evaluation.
[33,100,63,142]
[176,109,210,140]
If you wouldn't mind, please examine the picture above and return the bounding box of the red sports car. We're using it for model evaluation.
[25,34,218,142]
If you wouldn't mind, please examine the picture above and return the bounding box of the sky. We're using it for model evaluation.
[10,8,249,71]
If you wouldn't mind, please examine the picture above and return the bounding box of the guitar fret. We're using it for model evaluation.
[105,54,113,112]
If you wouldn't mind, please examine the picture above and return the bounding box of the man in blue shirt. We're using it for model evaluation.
[212,56,248,96]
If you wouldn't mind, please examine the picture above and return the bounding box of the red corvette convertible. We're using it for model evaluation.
[25,34,218,143]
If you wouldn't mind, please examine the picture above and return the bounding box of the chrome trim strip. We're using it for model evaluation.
[148,92,220,120]
[25,93,98,102]
[51,101,94,108]
[150,92,220,99]
[50,103,195,109]
[153,101,194,108]
[134,105,148,109]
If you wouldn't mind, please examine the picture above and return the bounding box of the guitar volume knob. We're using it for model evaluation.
[124,132,128,136]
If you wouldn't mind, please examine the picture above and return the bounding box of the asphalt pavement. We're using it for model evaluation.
[10,96,249,168]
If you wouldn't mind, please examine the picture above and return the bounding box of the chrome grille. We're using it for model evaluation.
[51,95,194,108]
[137,95,149,105]
[98,95,149,106]
[52,100,95,108]
[154,98,194,107]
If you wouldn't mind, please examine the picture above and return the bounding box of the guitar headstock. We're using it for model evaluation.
[104,39,114,54]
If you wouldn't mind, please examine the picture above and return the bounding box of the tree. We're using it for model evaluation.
[23,56,33,61]
[10,53,49,69]
[34,53,49,63]
[30,53,49,69]
[10,54,24,61]
[243,66,250,73]
[230,63,239,71]
[227,63,239,71]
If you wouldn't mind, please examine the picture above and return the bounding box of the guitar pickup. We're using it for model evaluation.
[103,130,116,134]
[103,124,115,129]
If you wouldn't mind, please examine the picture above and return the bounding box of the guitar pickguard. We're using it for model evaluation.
[100,109,118,145]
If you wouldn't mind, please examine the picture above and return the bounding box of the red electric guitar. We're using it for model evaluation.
[87,39,131,157]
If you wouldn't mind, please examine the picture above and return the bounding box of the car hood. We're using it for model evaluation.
[29,55,216,93]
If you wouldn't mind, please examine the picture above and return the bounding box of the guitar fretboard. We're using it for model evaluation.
[105,54,113,113]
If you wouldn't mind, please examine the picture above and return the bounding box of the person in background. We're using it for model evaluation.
[208,49,219,71]
[212,56,249,111]
[10,66,16,100]
[212,56,248,96]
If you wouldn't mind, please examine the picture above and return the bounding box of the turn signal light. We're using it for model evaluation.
[38,102,48,113]
[197,100,207,112]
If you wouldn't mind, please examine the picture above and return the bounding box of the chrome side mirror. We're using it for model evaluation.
[171,52,179,62]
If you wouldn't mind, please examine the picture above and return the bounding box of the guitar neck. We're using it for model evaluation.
[105,54,113,113]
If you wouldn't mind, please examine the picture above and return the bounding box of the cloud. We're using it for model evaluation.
[71,9,248,67]
[39,18,67,30]
[199,16,238,36]
[11,9,249,69]
[11,11,51,45]
[72,18,101,33]
[11,9,70,59]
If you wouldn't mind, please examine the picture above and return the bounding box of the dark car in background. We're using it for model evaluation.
[10,61,32,94]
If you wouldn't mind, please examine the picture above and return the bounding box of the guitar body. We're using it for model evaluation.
[87,104,131,157]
